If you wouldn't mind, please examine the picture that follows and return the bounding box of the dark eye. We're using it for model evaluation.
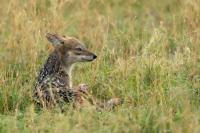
[76,48,82,51]
[61,41,64,44]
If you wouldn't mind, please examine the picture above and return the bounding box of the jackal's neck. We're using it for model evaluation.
[37,51,73,87]
[63,63,74,88]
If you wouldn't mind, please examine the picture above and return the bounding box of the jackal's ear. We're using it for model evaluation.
[45,33,63,47]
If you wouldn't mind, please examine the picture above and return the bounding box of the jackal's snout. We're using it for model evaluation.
[80,51,97,62]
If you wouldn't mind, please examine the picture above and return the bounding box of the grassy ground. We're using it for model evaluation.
[0,0,200,132]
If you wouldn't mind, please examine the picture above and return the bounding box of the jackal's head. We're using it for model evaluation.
[46,33,97,65]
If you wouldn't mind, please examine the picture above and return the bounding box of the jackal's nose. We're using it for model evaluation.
[93,54,97,59]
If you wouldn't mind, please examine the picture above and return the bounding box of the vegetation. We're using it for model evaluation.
[0,0,200,132]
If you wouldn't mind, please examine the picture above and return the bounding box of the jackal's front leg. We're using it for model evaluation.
[73,83,98,107]
[73,84,123,110]
[72,84,89,106]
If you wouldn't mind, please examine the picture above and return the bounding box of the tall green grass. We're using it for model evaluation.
[0,0,200,132]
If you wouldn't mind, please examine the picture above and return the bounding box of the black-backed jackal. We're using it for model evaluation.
[33,33,121,110]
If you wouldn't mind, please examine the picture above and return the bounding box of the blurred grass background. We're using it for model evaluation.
[0,0,200,132]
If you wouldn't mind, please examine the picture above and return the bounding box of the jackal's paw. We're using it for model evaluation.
[77,84,88,94]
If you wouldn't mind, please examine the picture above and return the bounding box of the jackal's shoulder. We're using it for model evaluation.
[37,52,61,84]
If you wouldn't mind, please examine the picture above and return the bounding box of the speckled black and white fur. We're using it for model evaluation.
[33,33,122,109]
[34,52,73,107]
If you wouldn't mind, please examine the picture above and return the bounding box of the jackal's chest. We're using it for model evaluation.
[50,76,68,88]
[45,70,70,89]
[34,69,74,106]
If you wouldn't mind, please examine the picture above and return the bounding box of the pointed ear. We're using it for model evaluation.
[45,33,63,47]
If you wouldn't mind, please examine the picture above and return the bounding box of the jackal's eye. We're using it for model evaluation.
[61,41,64,44]
[75,48,82,51]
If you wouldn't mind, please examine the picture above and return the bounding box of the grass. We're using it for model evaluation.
[0,0,200,132]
